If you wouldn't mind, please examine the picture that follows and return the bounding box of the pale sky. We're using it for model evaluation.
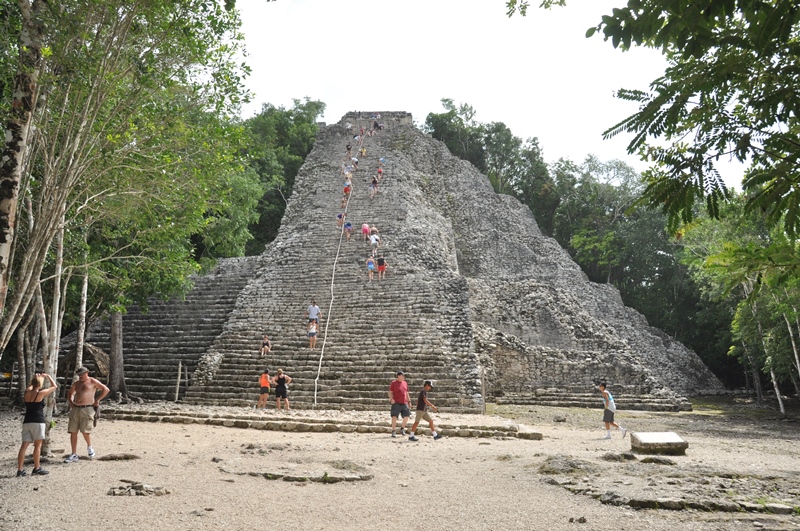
[237,0,743,184]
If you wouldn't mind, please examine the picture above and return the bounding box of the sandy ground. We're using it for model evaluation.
[1,397,799,531]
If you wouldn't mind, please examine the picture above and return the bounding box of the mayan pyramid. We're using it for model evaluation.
[76,112,724,411]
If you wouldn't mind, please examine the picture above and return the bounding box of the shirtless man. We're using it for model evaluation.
[64,367,109,463]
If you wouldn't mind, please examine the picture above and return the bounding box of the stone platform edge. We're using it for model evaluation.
[102,409,543,440]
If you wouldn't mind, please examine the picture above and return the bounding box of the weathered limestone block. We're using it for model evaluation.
[631,432,689,455]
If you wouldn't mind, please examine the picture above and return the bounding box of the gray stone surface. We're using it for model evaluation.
[631,432,689,455]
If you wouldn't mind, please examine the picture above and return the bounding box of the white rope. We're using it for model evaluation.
[313,125,370,407]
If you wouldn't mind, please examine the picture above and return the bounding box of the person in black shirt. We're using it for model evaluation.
[17,373,58,476]
[376,255,388,281]
[408,381,443,442]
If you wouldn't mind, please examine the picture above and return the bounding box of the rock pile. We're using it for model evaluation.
[107,482,170,496]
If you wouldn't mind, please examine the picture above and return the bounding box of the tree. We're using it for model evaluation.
[509,1,800,275]
[596,2,800,240]
[0,1,44,319]
[0,0,254,410]
[510,138,558,236]
[483,121,522,195]
[243,98,326,254]
[423,99,486,173]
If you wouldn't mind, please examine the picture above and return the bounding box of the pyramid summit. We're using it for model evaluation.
[77,111,724,410]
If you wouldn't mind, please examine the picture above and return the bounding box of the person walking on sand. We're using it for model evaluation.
[17,373,58,476]
[599,382,626,439]
[389,371,411,438]
[308,320,318,349]
[260,335,271,357]
[273,369,292,410]
[408,381,443,441]
[64,367,109,463]
[257,369,271,410]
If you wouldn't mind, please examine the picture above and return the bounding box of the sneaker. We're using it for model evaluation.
[64,454,79,463]
[87,446,95,459]
[16,469,27,477]
[31,467,49,476]
[408,435,419,442]
[400,428,406,436]
[391,431,396,438]
[621,428,628,439]
[433,433,443,441]
[601,434,612,440]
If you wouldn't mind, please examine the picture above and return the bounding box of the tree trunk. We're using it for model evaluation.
[0,0,44,317]
[740,340,763,403]
[15,326,27,400]
[768,366,786,417]
[75,269,89,371]
[108,311,127,399]
[781,312,800,383]
[790,371,800,398]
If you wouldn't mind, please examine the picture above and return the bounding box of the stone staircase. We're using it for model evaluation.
[75,257,259,400]
[185,113,482,411]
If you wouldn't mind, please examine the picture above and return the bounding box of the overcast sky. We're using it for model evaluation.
[237,0,742,183]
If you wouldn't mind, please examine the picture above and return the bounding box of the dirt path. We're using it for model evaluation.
[1,398,798,530]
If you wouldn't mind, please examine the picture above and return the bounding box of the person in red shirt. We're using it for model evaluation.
[388,371,411,438]
[257,369,271,410]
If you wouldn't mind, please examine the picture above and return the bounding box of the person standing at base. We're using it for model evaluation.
[64,367,110,463]
[408,380,442,442]
[273,369,292,410]
[17,373,58,476]
[388,371,411,438]
[257,370,271,410]
[598,382,626,439]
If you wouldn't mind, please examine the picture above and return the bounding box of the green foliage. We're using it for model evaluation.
[505,0,566,17]
[424,99,558,233]
[243,98,326,255]
[592,1,800,245]
[2,0,258,339]
[423,99,486,173]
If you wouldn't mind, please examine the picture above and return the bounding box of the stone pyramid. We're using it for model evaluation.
[78,112,724,410]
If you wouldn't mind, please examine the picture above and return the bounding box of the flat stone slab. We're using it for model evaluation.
[630,432,688,455]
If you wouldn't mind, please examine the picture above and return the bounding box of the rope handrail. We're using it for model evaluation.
[313,126,371,407]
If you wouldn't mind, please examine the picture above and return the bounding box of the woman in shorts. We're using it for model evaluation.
[308,320,318,350]
[17,373,58,476]
[366,256,376,282]
[361,223,371,241]
[369,175,379,198]
[273,369,293,410]
[344,221,353,241]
